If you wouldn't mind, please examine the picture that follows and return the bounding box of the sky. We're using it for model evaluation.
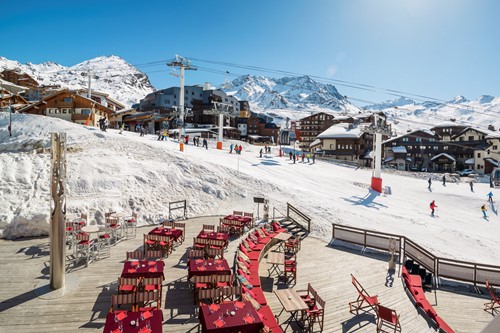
[1,0,500,105]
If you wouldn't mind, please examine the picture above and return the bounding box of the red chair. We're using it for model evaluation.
[484,280,500,313]
[349,274,379,314]
[303,292,325,332]
[117,277,139,295]
[376,305,401,333]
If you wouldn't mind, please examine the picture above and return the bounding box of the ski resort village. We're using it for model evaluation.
[2,2,500,333]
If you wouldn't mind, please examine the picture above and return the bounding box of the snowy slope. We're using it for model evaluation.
[364,95,500,134]
[1,113,500,266]
[0,55,155,107]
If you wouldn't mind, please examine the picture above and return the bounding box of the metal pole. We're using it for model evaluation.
[8,102,12,137]
[87,70,91,99]
[50,133,66,290]
[179,66,185,141]
[373,132,382,179]
[218,113,224,146]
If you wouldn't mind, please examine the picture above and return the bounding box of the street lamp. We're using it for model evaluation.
[8,102,12,137]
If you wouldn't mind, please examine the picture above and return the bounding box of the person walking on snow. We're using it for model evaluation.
[442,175,446,186]
[428,177,432,189]
[289,151,293,160]
[430,200,437,217]
[202,138,208,150]
[312,153,316,164]
[259,149,263,158]
[481,204,488,219]
[301,153,305,163]
[238,145,243,154]
[469,180,474,192]
[487,191,494,203]
[229,144,233,154]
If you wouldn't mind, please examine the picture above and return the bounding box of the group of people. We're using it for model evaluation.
[185,135,208,149]
[430,191,494,219]
[229,144,243,154]
[289,151,315,164]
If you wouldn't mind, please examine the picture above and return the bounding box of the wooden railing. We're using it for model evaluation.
[168,200,187,220]
[287,203,311,233]
[331,222,500,287]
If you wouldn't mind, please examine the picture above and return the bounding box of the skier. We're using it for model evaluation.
[238,145,243,154]
[312,153,316,164]
[140,126,145,137]
[428,177,432,190]
[119,123,124,134]
[487,191,494,203]
[481,204,488,219]
[229,144,233,154]
[301,153,305,163]
[185,135,189,145]
[289,151,293,160]
[430,200,437,217]
[193,136,196,146]
[202,138,208,150]
[259,149,263,158]
[442,175,446,186]
[469,181,474,192]
[306,153,310,163]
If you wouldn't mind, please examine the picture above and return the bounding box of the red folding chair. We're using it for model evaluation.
[376,305,401,333]
[349,274,379,314]
[484,280,500,313]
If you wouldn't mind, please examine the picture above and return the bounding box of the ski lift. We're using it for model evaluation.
[279,129,296,146]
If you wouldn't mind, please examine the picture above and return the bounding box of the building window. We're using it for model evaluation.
[433,146,438,150]
[468,136,474,141]
[477,153,481,158]
[62,109,67,114]
[82,109,91,115]
[402,137,409,142]
[493,145,498,150]
[443,146,448,150]
[415,138,422,142]
[63,97,72,103]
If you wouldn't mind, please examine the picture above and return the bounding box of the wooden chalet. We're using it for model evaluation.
[19,89,114,127]
[0,90,29,111]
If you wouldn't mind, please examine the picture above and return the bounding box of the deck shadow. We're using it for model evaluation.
[341,313,376,332]
[80,281,116,329]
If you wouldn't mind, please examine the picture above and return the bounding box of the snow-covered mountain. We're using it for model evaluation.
[364,95,500,134]
[221,75,361,118]
[0,55,155,106]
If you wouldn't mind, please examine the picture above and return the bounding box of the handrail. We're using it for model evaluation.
[287,203,311,233]
[331,222,500,287]
[272,206,287,221]
[169,200,187,220]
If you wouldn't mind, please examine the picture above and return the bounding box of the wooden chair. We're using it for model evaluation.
[110,293,136,312]
[297,283,316,309]
[198,288,220,305]
[243,212,254,228]
[188,249,206,261]
[105,216,122,243]
[156,235,173,257]
[376,305,401,333]
[173,222,186,243]
[233,211,243,216]
[193,237,209,250]
[144,234,157,252]
[191,275,215,303]
[203,224,215,232]
[136,291,161,310]
[283,258,297,284]
[117,277,139,295]
[80,213,88,225]
[214,274,234,288]
[144,250,163,261]
[208,239,226,251]
[124,211,138,239]
[142,277,163,299]
[484,280,500,313]
[303,291,325,332]
[163,220,174,228]
[285,237,301,254]
[206,248,224,259]
[220,285,242,302]
[74,232,93,267]
[217,225,230,234]
[126,250,145,261]
[349,274,379,314]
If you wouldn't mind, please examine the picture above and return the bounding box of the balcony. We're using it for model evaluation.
[72,114,90,121]
[55,102,73,108]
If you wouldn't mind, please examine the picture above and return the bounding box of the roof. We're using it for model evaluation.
[392,146,407,154]
[432,121,465,128]
[465,158,474,165]
[309,139,321,148]
[317,123,363,139]
[484,158,499,167]
[383,128,435,144]
[431,153,456,162]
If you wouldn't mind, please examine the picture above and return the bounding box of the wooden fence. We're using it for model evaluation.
[169,200,187,220]
[287,203,311,233]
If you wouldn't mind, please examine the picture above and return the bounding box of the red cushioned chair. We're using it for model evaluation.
[484,280,500,313]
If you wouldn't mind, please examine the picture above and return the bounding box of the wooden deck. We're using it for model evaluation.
[0,216,494,332]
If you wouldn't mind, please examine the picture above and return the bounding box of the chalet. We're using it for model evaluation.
[311,122,373,166]
[472,132,500,174]
[0,90,29,111]
[383,129,440,171]
[76,90,125,112]
[19,89,114,127]
[0,69,39,89]
[297,112,336,150]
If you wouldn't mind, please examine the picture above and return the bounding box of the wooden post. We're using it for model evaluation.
[50,133,66,290]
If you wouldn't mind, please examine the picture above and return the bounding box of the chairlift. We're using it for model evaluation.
[279,129,296,146]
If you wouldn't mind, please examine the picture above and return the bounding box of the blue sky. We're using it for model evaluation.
[1,0,499,105]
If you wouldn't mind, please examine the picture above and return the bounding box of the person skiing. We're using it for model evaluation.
[306,153,310,163]
[185,135,189,145]
[430,200,437,217]
[428,177,432,190]
[259,149,263,158]
[229,144,233,154]
[469,180,474,192]
[487,191,494,203]
[481,204,488,219]
[238,145,243,154]
[289,151,293,160]
[442,175,446,186]
[202,138,208,149]
[119,123,124,134]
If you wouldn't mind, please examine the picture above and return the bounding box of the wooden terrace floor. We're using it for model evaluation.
[0,216,494,332]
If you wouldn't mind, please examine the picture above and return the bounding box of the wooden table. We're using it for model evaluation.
[199,301,263,333]
[273,232,292,251]
[274,289,308,332]
[266,251,284,277]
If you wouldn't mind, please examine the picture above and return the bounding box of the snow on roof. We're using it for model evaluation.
[486,132,500,139]
[464,158,474,165]
[317,123,363,139]
[114,108,136,115]
[431,153,456,162]
[391,146,407,153]
[309,139,321,147]
[432,121,464,128]
[383,128,434,144]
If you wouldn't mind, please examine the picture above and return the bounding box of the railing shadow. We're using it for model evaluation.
[80,281,116,329]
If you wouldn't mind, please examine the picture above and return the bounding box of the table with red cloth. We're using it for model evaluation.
[149,227,183,242]
[188,259,231,279]
[121,260,165,279]
[223,215,252,226]
[197,230,229,247]
[199,301,263,333]
[103,309,163,333]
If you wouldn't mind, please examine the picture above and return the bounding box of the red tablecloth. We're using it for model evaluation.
[188,259,231,279]
[149,227,183,242]
[223,215,252,225]
[103,310,163,333]
[199,301,263,333]
[121,260,165,279]
[197,231,229,246]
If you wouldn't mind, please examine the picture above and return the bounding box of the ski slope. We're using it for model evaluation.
[0,113,499,266]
